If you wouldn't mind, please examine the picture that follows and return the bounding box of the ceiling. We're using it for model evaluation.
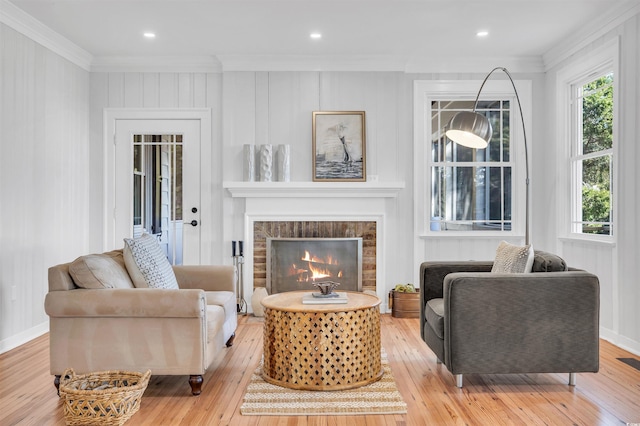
[7,0,640,71]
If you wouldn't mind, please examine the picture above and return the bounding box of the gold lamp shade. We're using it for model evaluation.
[445,111,492,149]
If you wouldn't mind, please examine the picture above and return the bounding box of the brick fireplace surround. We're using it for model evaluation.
[253,221,377,294]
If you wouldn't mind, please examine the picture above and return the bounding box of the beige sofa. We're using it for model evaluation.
[45,249,237,395]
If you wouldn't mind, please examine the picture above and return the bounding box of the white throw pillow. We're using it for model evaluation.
[123,233,179,289]
[491,241,534,273]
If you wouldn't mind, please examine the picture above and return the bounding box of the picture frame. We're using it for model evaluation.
[312,111,366,182]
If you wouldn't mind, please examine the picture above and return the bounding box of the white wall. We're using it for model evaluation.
[1,7,639,356]
[221,71,415,296]
[0,23,90,351]
[543,14,640,354]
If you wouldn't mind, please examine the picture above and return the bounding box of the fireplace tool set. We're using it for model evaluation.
[232,241,247,315]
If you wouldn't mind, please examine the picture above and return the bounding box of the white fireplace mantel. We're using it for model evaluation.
[227,181,404,313]
[223,181,404,198]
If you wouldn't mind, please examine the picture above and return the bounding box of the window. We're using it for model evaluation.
[570,72,614,235]
[430,100,513,232]
[414,80,530,238]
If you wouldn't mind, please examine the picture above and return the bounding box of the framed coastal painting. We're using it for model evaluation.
[312,111,366,182]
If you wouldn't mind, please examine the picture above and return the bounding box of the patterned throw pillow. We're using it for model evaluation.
[123,233,179,289]
[491,241,534,273]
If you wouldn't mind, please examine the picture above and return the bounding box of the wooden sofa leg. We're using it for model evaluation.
[225,333,236,347]
[189,375,203,395]
[54,375,61,394]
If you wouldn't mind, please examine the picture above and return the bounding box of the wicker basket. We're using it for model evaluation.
[59,368,151,426]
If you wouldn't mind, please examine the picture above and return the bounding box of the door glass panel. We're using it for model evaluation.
[133,134,184,264]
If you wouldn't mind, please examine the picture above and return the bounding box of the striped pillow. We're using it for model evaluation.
[123,233,179,289]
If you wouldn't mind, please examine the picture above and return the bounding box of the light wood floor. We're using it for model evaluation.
[1,315,639,425]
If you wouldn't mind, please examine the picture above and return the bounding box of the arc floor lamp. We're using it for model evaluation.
[444,67,530,245]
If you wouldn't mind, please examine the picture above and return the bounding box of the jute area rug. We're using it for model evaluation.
[240,350,407,416]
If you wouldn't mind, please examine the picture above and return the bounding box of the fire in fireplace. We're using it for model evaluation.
[266,237,363,294]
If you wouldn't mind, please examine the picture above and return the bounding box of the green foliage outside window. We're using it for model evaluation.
[580,74,613,234]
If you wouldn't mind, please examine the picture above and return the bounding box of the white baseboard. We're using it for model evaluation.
[600,326,640,357]
[0,321,49,355]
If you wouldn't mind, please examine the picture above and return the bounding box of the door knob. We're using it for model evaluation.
[190,220,198,227]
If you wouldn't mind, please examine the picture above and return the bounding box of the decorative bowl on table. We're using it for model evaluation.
[312,281,340,298]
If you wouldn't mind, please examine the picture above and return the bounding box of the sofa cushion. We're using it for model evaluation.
[69,250,134,289]
[206,304,225,345]
[491,241,534,273]
[532,250,569,272]
[206,291,237,344]
[425,298,445,339]
[205,291,236,326]
[123,233,179,289]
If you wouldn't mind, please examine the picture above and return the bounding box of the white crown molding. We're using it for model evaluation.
[0,0,92,71]
[543,1,640,71]
[91,56,223,73]
[404,56,545,74]
[217,53,544,74]
[217,54,409,72]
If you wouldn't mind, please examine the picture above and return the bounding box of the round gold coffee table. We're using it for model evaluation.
[261,290,382,391]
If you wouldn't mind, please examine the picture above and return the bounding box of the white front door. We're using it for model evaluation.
[108,118,201,264]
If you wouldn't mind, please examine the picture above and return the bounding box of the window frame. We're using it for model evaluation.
[556,38,618,243]
[413,79,532,239]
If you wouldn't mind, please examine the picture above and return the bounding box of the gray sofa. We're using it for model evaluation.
[419,253,600,387]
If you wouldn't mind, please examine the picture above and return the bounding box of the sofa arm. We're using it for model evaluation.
[45,288,206,318]
[173,265,235,292]
[442,271,600,374]
[420,261,493,302]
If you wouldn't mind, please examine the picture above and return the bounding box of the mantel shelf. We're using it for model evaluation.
[223,181,405,198]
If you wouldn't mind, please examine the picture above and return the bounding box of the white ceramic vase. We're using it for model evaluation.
[243,144,255,182]
[251,287,269,317]
[276,144,290,182]
[259,144,273,182]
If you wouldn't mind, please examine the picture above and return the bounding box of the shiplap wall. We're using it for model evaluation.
[545,14,640,354]
[2,11,639,356]
[0,24,90,351]
[221,71,414,289]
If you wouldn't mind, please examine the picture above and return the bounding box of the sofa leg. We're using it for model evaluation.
[436,357,442,364]
[54,375,61,394]
[455,374,463,388]
[569,372,577,386]
[189,375,203,395]
[225,333,236,347]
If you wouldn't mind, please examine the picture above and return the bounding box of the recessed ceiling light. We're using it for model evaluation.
[143,32,156,39]
[310,32,322,39]
[477,30,489,37]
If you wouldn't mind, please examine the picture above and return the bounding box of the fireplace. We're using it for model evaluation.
[267,237,363,294]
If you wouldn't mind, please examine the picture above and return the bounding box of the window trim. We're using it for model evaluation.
[556,37,619,242]
[413,79,532,239]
